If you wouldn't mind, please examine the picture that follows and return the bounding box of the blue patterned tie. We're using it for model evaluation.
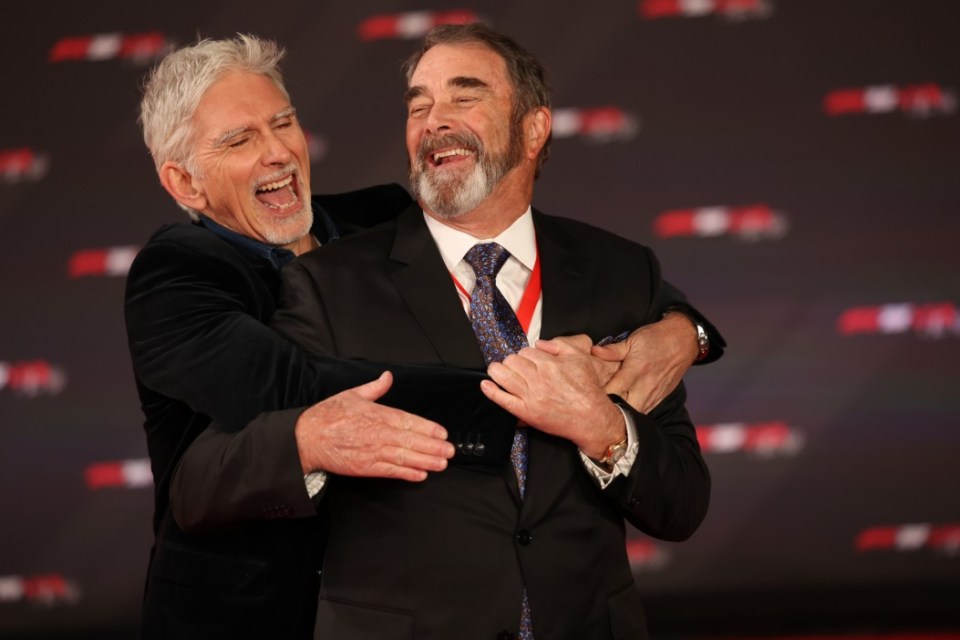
[463,242,534,640]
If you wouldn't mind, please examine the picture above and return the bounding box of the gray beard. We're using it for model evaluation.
[410,130,521,220]
[413,160,494,220]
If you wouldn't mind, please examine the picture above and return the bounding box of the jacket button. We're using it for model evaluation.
[516,530,532,546]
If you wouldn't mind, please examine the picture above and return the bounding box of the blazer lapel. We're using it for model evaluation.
[525,211,599,505]
[533,210,595,343]
[389,205,486,369]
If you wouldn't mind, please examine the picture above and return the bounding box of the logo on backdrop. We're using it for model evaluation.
[653,204,789,241]
[0,148,49,184]
[85,459,153,490]
[49,32,174,64]
[0,361,67,397]
[552,107,640,142]
[856,524,960,556]
[824,84,957,118]
[697,421,804,457]
[0,574,81,607]
[304,131,329,162]
[358,10,481,41]
[837,302,959,338]
[626,538,672,571]
[68,246,139,279]
[639,0,773,21]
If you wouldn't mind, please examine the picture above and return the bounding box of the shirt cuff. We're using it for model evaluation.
[579,405,639,489]
[304,471,328,498]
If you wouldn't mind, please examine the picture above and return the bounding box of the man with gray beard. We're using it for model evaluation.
[268,23,717,639]
[130,32,720,640]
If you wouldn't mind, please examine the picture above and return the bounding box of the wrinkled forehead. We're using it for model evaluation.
[408,42,512,93]
[192,72,292,139]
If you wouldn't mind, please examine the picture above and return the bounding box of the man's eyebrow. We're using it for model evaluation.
[405,86,425,104]
[271,107,297,122]
[405,77,491,104]
[449,76,489,90]
[213,126,250,148]
[212,108,297,147]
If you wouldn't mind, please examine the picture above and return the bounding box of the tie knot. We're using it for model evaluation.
[464,242,510,279]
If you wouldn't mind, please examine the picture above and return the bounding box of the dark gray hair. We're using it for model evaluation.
[402,23,552,177]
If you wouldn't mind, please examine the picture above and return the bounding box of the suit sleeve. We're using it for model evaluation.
[603,244,711,540]
[124,236,321,429]
[268,258,340,356]
[169,358,397,533]
[605,382,710,540]
[655,280,726,364]
[125,235,339,532]
[171,255,516,533]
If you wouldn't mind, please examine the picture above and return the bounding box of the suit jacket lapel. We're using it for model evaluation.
[525,211,599,505]
[534,210,595,342]
[390,205,486,369]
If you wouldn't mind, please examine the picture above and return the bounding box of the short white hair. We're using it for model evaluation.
[139,34,289,218]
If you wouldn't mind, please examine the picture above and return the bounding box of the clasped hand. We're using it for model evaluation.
[480,337,624,460]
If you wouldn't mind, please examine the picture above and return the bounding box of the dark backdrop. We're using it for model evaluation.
[1,1,958,637]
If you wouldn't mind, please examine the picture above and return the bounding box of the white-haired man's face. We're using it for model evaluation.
[164,71,312,248]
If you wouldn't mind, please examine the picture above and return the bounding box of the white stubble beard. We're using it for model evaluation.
[254,167,314,246]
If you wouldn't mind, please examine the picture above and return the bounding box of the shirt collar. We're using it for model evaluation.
[200,216,296,270]
[424,206,537,271]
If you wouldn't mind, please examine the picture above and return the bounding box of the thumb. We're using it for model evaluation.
[350,370,393,402]
[591,341,629,363]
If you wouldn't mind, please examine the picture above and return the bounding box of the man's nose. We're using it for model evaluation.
[261,130,293,165]
[424,101,454,135]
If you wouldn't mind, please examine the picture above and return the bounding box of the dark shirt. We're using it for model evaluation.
[201,216,298,270]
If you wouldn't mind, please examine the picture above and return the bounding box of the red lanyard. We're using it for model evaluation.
[451,248,542,334]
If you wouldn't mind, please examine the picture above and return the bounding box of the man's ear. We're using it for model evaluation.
[159,161,208,212]
[525,107,551,159]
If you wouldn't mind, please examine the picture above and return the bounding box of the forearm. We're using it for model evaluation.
[606,383,710,541]
[170,408,317,533]
[657,279,726,364]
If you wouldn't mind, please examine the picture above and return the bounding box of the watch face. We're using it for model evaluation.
[696,323,709,359]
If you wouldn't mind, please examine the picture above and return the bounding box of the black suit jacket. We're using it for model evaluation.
[270,206,711,640]
[125,185,438,640]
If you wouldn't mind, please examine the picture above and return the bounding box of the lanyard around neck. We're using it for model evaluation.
[451,248,542,334]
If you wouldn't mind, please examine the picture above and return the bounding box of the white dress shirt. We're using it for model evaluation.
[424,208,638,489]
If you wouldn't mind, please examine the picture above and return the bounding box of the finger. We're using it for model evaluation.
[480,379,526,416]
[373,413,453,456]
[366,462,429,483]
[590,341,629,362]
[604,368,637,396]
[486,361,530,397]
[504,348,546,371]
[533,339,561,355]
[592,358,621,386]
[379,445,450,472]
[348,370,393,402]
[385,406,449,442]
[397,427,456,458]
[536,335,592,355]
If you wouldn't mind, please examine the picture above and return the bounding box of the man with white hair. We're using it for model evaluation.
[129,35,463,639]
[127,34,722,639]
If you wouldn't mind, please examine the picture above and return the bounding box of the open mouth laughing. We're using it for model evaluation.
[254,171,301,212]
[419,132,482,171]
[429,147,476,167]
